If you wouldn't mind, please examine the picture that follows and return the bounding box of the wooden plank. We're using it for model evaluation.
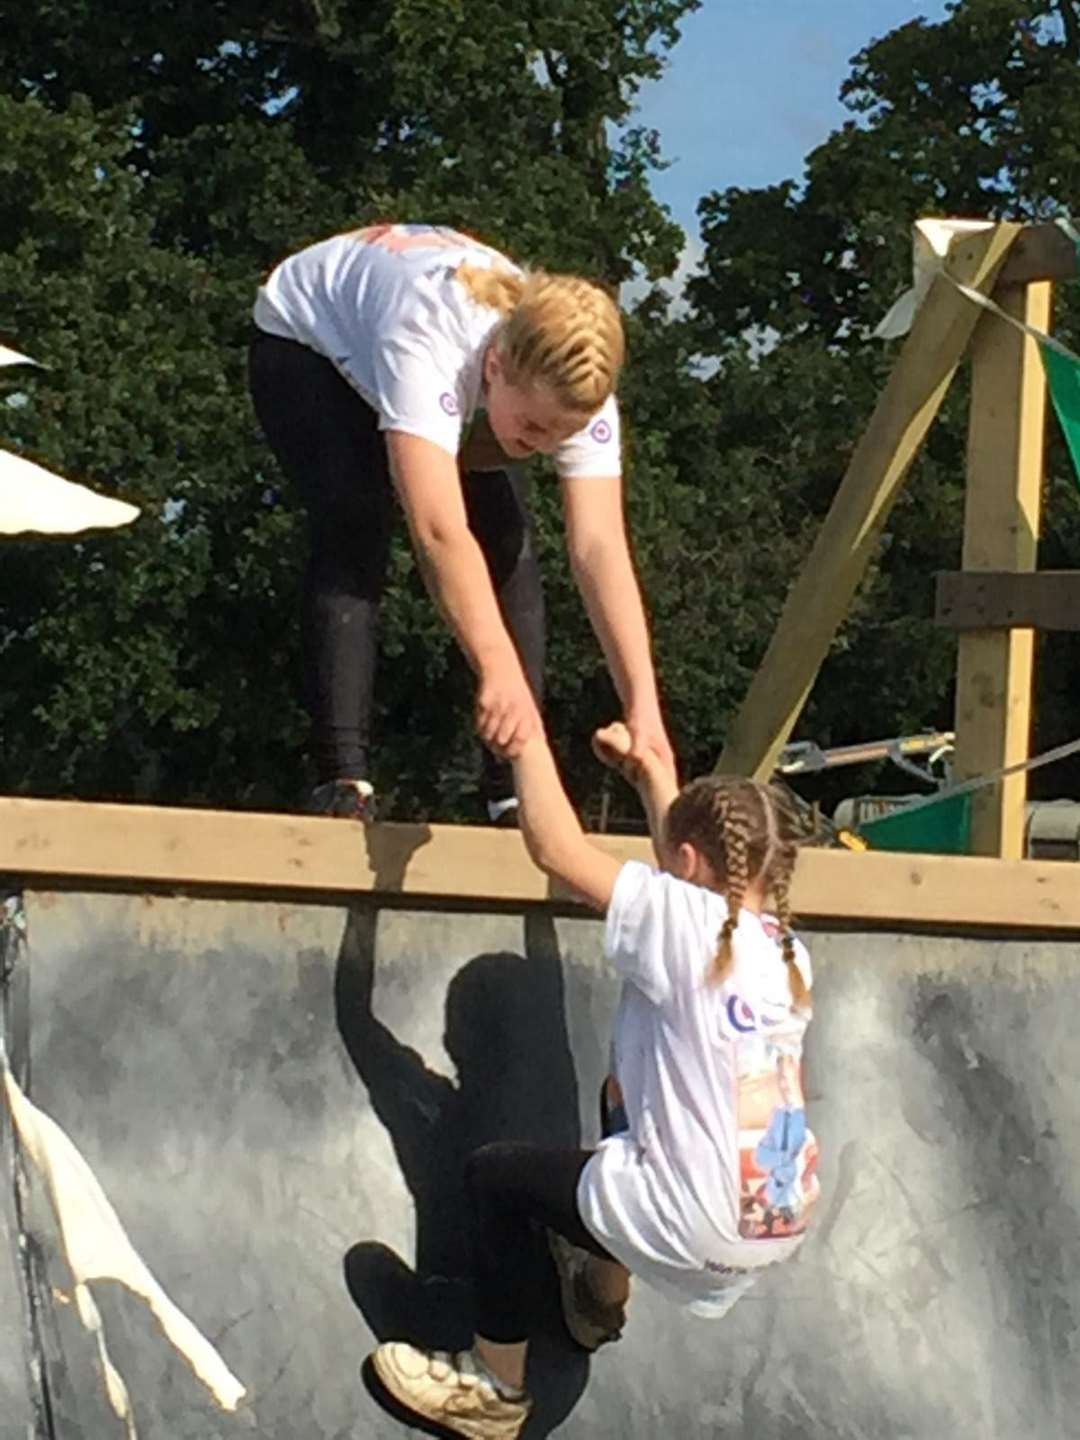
[716,222,1024,781]
[997,222,1077,287]
[952,280,1050,859]
[936,570,1080,631]
[2,796,1080,932]
[0,796,580,903]
[0,796,647,906]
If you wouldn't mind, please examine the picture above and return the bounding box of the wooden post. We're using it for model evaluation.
[716,223,1023,780]
[952,280,1050,858]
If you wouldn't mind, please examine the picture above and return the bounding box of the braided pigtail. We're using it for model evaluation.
[771,873,810,1010]
[712,788,756,986]
[764,784,810,1010]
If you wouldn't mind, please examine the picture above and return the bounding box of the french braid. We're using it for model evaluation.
[456,264,624,414]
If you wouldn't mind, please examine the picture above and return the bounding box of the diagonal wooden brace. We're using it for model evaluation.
[716,222,1025,781]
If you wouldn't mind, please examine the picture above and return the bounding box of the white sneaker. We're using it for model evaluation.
[307,778,376,820]
[486,796,520,828]
[370,1344,530,1440]
[547,1230,626,1352]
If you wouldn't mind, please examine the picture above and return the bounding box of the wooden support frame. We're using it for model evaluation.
[952,280,1051,859]
[997,222,1077,286]
[716,222,1024,780]
[936,570,1080,632]
[2,796,1080,931]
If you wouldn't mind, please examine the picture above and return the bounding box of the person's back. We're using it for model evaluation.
[255,224,512,439]
[583,860,819,1312]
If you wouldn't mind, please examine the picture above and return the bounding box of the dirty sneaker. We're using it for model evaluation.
[370,1344,531,1440]
[547,1230,626,1352]
[486,796,520,828]
[307,778,376,820]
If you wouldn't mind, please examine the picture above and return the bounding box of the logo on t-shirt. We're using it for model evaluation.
[590,418,613,443]
[439,392,460,416]
[726,995,758,1034]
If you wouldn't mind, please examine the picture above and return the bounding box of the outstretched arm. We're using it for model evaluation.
[387,430,540,756]
[561,475,674,771]
[592,723,679,868]
[512,736,622,912]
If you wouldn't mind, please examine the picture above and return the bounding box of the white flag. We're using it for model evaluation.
[2,1065,247,1434]
[0,343,41,368]
[0,446,139,535]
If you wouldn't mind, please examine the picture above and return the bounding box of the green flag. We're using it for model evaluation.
[1041,341,1080,489]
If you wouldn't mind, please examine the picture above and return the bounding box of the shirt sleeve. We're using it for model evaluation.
[553,394,621,478]
[371,336,465,458]
[603,860,674,1005]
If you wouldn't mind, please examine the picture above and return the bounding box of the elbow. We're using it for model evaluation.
[569,526,624,581]
[567,536,598,581]
[520,823,556,875]
[519,822,571,884]
[412,516,468,554]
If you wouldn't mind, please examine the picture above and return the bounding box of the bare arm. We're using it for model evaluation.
[560,473,673,769]
[592,723,679,868]
[387,430,540,752]
[512,736,622,912]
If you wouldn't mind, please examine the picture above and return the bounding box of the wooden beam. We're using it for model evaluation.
[936,570,1080,631]
[997,222,1077,288]
[0,796,629,906]
[952,280,1050,859]
[716,222,1024,780]
[2,796,1080,931]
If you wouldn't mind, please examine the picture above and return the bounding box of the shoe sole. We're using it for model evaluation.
[364,1356,457,1440]
[367,1352,527,1440]
[546,1231,624,1352]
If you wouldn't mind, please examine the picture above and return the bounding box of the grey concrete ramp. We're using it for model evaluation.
[2,888,1079,1439]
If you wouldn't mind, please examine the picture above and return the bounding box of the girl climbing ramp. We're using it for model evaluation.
[249,223,673,822]
[369,722,821,1439]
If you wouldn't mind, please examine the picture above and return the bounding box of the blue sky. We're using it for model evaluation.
[631,1,954,241]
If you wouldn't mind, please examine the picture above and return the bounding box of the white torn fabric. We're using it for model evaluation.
[0,446,139,534]
[875,219,995,339]
[1,1066,246,1433]
[0,343,41,368]
[874,216,1080,363]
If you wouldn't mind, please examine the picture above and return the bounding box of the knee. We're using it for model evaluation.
[464,1141,517,1201]
[306,532,388,603]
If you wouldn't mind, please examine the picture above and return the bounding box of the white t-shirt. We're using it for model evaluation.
[577,861,821,1315]
[253,224,621,479]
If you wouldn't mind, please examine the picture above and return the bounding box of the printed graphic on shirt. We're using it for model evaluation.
[736,1042,820,1240]
[350,223,494,258]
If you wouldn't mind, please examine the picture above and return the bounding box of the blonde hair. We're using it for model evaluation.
[664,777,809,1009]
[456,262,624,414]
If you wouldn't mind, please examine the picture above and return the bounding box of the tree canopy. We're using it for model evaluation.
[687,0,1080,805]
[4,0,1080,820]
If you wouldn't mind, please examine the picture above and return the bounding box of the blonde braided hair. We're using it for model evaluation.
[456,263,624,415]
[665,777,809,1008]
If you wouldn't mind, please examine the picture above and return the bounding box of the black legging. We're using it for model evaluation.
[248,330,545,796]
[465,1142,618,1344]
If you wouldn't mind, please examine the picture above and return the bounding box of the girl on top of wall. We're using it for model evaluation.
[369,722,821,1440]
[249,223,673,823]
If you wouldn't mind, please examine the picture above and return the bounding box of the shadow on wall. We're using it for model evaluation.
[334,906,590,1437]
